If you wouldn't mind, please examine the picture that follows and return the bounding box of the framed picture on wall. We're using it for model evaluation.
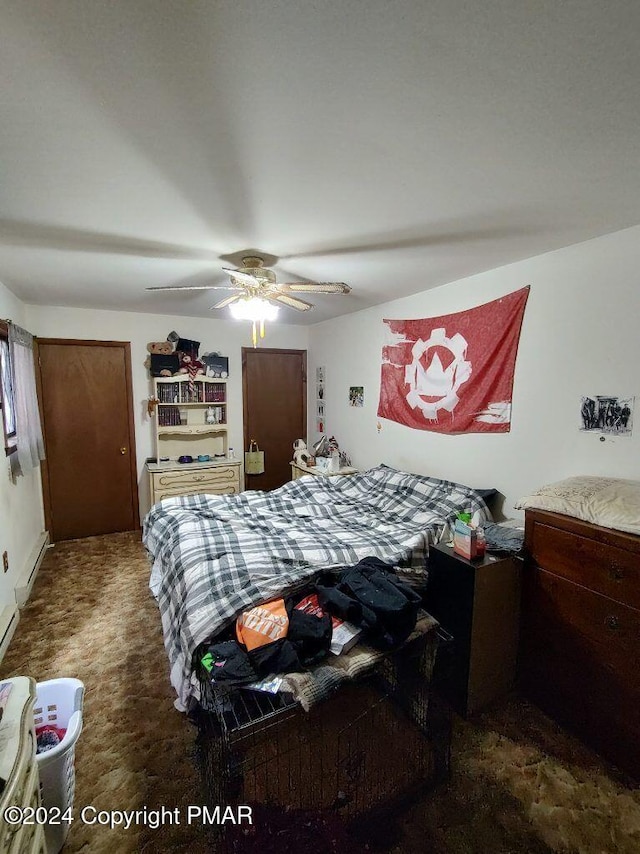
[349,386,364,407]
[579,394,633,436]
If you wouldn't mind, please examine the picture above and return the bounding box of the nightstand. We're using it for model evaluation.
[425,543,521,717]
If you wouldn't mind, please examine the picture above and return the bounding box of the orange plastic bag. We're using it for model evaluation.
[236,599,289,650]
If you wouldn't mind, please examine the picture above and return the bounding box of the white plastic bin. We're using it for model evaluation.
[34,678,85,854]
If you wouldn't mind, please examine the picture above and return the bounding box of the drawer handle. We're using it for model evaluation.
[604,615,620,631]
[609,564,625,581]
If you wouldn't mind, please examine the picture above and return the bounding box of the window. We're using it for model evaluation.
[0,320,17,455]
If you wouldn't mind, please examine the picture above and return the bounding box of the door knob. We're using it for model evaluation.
[120,447,127,455]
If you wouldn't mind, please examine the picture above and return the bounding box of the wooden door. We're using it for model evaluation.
[36,339,139,542]
[242,348,307,491]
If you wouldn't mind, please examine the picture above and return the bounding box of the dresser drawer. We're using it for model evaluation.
[7,731,36,820]
[0,732,35,844]
[529,567,640,678]
[155,483,239,501]
[153,466,238,489]
[151,466,240,502]
[8,759,41,854]
[520,567,640,775]
[528,519,640,610]
[0,696,39,853]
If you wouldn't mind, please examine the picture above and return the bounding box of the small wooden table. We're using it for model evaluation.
[290,461,359,480]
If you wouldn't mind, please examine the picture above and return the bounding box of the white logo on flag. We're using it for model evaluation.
[404,328,472,420]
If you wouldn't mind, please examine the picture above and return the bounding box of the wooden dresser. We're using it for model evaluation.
[519,508,640,779]
[0,677,46,854]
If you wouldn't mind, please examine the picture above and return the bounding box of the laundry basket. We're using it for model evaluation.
[34,678,85,854]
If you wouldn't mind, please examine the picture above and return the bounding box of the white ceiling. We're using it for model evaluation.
[1,0,639,325]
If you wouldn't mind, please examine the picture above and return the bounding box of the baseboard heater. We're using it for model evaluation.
[15,531,50,608]
[0,606,19,664]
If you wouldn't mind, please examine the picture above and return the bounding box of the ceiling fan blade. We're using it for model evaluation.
[211,293,242,310]
[222,267,261,287]
[146,284,243,292]
[278,282,351,294]
[269,293,314,312]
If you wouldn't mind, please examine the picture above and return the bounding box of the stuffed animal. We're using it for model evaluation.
[144,341,176,376]
[174,352,205,378]
[293,439,313,466]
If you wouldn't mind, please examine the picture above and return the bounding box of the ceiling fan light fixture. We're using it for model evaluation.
[229,296,279,346]
[229,297,279,322]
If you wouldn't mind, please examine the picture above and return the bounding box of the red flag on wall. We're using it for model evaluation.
[377,287,529,434]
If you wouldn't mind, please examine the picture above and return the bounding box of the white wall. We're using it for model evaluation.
[25,305,309,520]
[308,225,640,518]
[0,283,46,608]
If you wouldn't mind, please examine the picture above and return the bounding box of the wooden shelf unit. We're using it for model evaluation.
[153,376,229,461]
[148,375,241,502]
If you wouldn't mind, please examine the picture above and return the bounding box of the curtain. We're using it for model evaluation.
[9,323,45,477]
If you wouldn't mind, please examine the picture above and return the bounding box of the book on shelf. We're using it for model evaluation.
[295,594,362,655]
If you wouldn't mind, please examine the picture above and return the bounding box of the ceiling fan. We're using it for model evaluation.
[147,255,350,310]
[147,255,351,345]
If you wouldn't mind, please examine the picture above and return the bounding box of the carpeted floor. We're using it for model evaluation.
[1,532,639,853]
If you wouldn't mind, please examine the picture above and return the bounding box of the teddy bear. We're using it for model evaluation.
[292,439,313,467]
[174,352,205,378]
[144,341,177,376]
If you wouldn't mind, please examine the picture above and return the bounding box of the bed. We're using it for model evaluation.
[143,463,492,710]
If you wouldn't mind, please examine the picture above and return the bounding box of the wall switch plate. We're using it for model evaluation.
[2,551,8,573]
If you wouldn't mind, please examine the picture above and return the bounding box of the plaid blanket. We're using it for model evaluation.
[143,464,491,709]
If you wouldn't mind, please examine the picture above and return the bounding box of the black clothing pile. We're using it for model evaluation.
[196,556,421,689]
[316,556,422,649]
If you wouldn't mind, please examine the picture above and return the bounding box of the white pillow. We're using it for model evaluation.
[514,475,640,535]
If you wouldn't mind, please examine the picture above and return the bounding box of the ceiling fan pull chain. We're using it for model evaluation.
[260,319,265,339]
[252,320,257,348]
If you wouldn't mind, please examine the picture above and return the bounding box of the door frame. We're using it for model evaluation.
[241,347,307,490]
[35,338,140,538]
